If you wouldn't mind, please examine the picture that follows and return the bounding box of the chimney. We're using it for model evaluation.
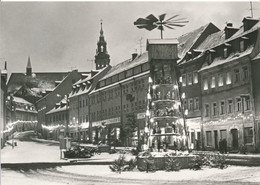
[1,61,8,83]
[224,23,239,39]
[132,53,138,61]
[242,17,259,32]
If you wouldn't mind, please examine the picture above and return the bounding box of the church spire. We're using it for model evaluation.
[100,19,104,36]
[26,56,32,76]
[95,20,110,70]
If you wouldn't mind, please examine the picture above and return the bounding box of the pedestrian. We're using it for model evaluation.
[158,139,161,152]
[219,139,223,154]
[223,138,227,154]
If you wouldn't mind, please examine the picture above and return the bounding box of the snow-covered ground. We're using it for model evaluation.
[58,165,260,183]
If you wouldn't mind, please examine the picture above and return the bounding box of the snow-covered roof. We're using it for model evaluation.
[46,105,68,115]
[177,23,216,60]
[196,30,225,51]
[13,96,34,105]
[199,46,254,72]
[69,66,110,98]
[253,52,260,60]
[100,52,148,80]
[90,70,149,94]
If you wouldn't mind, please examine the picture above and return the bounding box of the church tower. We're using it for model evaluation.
[26,56,32,76]
[95,20,110,70]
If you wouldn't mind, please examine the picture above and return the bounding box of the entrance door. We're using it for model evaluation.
[231,129,239,150]
[214,130,218,150]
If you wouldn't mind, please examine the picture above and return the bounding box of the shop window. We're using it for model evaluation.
[211,76,216,88]
[205,104,209,117]
[218,74,224,87]
[244,127,253,144]
[206,131,212,146]
[226,71,232,85]
[194,97,199,110]
[191,132,195,144]
[220,101,225,115]
[193,71,198,84]
[220,130,227,140]
[203,79,208,90]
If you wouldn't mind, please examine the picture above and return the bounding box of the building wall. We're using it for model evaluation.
[200,55,254,151]
[37,70,81,130]
[1,71,7,148]
[89,71,149,145]
[252,57,260,151]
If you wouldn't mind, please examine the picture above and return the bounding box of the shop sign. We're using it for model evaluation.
[137,112,146,119]
[92,117,120,127]
[92,121,102,127]
[106,117,120,125]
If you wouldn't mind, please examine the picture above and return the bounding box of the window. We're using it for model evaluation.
[193,71,198,84]
[245,96,250,110]
[227,99,233,114]
[236,98,242,112]
[244,127,253,144]
[203,79,208,90]
[206,131,212,146]
[183,99,187,109]
[212,103,217,116]
[220,130,227,140]
[211,76,216,88]
[226,72,232,85]
[194,97,199,110]
[220,101,225,115]
[224,48,228,58]
[243,66,249,81]
[240,40,245,52]
[218,75,224,87]
[205,104,209,117]
[187,73,193,85]
[234,69,240,83]
[182,74,186,86]
[189,99,193,110]
[191,132,195,144]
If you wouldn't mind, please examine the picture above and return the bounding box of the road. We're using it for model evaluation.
[1,131,260,185]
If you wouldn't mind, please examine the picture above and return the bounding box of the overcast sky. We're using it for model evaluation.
[1,1,260,75]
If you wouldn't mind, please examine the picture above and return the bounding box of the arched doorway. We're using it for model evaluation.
[231,128,239,150]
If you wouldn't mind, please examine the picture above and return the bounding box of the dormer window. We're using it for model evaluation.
[240,40,245,52]
[208,53,212,64]
[193,71,198,84]
[211,76,216,88]
[224,48,228,58]
[203,79,208,90]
